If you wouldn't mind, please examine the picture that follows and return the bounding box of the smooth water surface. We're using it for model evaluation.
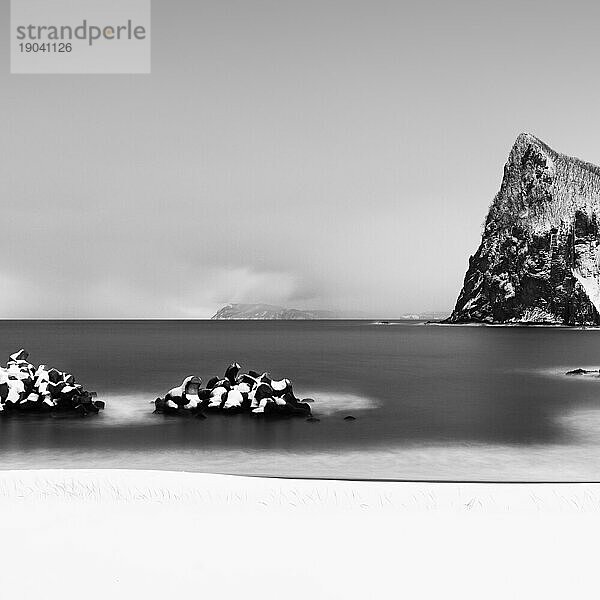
[1,320,600,480]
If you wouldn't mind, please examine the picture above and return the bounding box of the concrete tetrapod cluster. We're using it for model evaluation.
[0,349,104,416]
[154,362,314,419]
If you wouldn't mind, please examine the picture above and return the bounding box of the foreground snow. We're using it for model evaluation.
[1,469,599,599]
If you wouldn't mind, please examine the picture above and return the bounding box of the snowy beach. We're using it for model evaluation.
[1,469,599,599]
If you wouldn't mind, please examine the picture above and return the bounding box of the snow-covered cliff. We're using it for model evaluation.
[449,133,600,325]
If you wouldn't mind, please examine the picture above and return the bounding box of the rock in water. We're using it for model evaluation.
[0,350,104,416]
[155,363,314,419]
[448,133,600,325]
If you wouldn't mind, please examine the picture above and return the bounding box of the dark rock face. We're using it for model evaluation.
[566,368,599,376]
[449,133,600,325]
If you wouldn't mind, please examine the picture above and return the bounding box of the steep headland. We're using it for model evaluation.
[449,133,600,325]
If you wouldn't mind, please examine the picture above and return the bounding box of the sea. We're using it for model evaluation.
[1,319,600,481]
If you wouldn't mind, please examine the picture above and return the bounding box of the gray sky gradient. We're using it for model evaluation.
[3,0,600,317]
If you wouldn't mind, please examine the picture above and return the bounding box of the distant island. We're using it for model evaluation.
[448,133,600,326]
[211,303,337,320]
[212,304,449,320]
[402,312,449,321]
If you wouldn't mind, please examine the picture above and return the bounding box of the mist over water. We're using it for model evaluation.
[1,320,600,480]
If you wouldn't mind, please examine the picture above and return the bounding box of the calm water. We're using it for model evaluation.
[1,320,600,480]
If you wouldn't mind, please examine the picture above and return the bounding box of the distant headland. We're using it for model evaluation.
[211,303,336,320]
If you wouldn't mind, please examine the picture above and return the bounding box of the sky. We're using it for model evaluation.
[3,0,600,318]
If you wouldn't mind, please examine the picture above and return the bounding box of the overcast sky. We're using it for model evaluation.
[3,0,600,317]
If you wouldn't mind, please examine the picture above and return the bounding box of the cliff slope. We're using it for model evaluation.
[449,133,600,325]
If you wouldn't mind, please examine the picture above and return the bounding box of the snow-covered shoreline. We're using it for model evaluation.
[4,469,600,508]
[1,469,600,599]
[432,321,600,329]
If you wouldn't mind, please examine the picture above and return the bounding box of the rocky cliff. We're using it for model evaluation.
[211,304,335,320]
[448,133,600,325]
